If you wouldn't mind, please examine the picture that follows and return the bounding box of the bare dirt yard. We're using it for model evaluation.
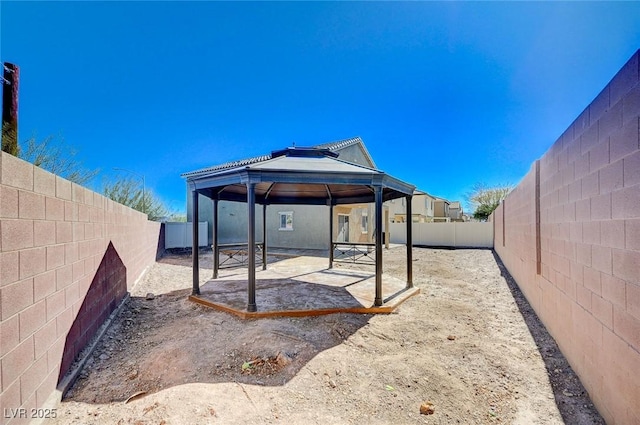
[50,247,603,425]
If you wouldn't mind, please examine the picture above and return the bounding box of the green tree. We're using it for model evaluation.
[102,177,168,221]
[1,121,18,155]
[466,183,512,221]
[19,134,99,185]
[472,203,497,221]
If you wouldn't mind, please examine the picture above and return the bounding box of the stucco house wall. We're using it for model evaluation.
[448,201,464,221]
[434,199,450,220]
[334,204,375,244]
[386,192,435,223]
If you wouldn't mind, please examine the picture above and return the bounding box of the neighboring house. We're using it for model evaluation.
[183,137,380,250]
[448,201,465,222]
[433,198,451,222]
[386,190,436,223]
[432,198,467,222]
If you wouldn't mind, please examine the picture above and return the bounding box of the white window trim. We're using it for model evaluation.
[278,211,294,231]
[361,211,369,233]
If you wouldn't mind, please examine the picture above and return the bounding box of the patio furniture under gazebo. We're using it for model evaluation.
[184,146,416,312]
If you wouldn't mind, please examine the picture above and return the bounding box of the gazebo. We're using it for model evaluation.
[184,146,416,313]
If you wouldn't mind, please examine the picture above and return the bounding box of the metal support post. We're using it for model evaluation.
[374,187,383,306]
[213,199,219,279]
[191,190,200,295]
[406,195,413,287]
[262,204,267,270]
[329,204,334,269]
[247,183,257,312]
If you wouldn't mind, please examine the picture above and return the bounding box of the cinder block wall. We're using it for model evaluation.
[0,152,161,424]
[57,241,128,382]
[493,49,640,425]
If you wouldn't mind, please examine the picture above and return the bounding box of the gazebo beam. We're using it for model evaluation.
[247,183,257,312]
[192,190,200,295]
[374,186,383,306]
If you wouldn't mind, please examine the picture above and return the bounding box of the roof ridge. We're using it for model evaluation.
[313,136,362,150]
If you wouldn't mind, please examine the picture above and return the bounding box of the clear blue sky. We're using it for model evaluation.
[2,2,640,214]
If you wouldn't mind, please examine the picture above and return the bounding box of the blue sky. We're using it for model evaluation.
[2,2,640,214]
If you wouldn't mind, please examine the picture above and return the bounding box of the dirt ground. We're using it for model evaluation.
[49,247,604,425]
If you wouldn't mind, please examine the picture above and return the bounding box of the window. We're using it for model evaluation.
[361,210,369,233]
[278,211,293,231]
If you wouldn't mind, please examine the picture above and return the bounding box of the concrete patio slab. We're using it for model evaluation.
[189,256,419,318]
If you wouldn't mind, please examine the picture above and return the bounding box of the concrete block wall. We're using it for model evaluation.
[57,242,127,381]
[0,152,161,424]
[493,49,640,425]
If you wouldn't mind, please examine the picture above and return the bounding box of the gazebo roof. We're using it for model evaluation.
[184,147,415,205]
[181,136,375,177]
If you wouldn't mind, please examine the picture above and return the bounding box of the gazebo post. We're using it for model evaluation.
[262,204,267,270]
[192,190,200,295]
[406,194,413,288]
[329,203,334,269]
[213,198,219,279]
[374,186,383,306]
[247,183,257,312]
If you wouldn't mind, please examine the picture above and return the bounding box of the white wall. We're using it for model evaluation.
[389,222,493,248]
[165,222,208,248]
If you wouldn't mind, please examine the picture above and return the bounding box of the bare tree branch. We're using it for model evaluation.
[19,134,99,185]
[103,177,169,221]
[465,182,512,221]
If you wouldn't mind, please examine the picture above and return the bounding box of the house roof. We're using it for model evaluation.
[313,136,377,168]
[413,189,435,198]
[185,146,415,206]
[181,136,372,178]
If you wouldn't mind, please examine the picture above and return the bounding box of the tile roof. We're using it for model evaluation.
[313,136,363,151]
[181,136,364,178]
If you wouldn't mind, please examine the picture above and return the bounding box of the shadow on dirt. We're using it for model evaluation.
[491,251,604,425]
[63,283,372,404]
